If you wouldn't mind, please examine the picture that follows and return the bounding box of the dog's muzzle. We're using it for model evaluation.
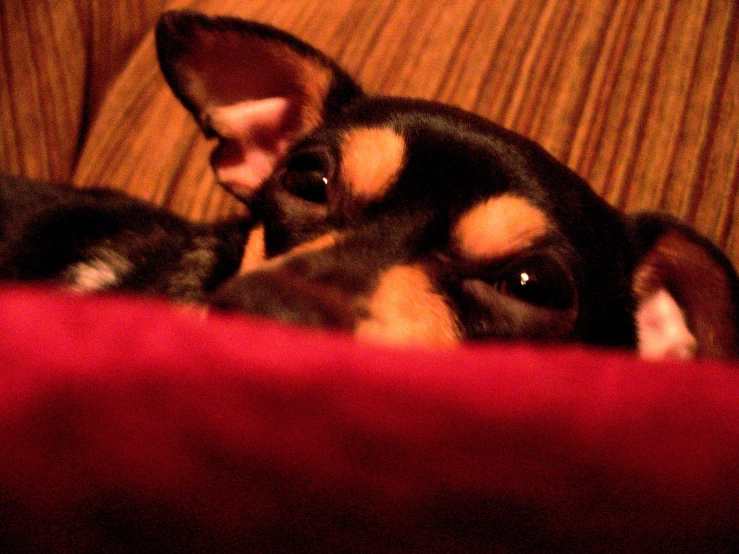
[211,254,460,347]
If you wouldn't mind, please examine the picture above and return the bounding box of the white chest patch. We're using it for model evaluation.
[66,249,132,292]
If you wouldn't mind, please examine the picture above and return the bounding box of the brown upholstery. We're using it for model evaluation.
[2,0,738,266]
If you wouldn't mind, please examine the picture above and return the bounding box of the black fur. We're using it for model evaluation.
[0,175,249,302]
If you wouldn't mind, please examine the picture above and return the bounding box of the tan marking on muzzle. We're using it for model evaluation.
[238,224,266,275]
[341,127,405,201]
[454,194,549,260]
[356,265,460,347]
[290,232,337,256]
[240,230,339,276]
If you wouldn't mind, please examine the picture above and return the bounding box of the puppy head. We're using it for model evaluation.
[157,11,739,358]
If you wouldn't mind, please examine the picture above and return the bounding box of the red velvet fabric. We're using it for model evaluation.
[0,286,738,552]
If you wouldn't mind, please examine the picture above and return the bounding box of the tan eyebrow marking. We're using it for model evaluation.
[454,194,549,260]
[355,265,460,347]
[340,127,405,201]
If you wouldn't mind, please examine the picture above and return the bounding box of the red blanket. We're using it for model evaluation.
[1,286,738,552]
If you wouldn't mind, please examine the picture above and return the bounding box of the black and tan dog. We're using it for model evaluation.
[1,10,737,359]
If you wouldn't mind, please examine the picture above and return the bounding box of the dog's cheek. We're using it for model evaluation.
[354,265,460,347]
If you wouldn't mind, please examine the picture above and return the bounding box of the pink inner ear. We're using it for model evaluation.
[206,97,295,199]
[636,289,697,360]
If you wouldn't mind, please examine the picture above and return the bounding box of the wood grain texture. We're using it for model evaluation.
[0,0,171,182]
[3,0,738,266]
[0,0,86,182]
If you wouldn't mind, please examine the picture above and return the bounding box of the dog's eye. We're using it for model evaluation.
[493,256,575,310]
[282,151,330,204]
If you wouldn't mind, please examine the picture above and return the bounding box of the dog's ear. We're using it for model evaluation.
[155,10,361,199]
[629,213,739,359]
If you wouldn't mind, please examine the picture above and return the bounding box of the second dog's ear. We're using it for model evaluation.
[630,213,739,359]
[156,11,361,199]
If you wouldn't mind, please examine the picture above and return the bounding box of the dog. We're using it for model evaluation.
[0,175,249,302]
[1,10,737,359]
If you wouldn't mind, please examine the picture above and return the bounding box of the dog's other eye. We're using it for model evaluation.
[493,256,575,310]
[282,151,331,204]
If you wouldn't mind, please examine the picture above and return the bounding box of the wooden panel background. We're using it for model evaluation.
[2,0,738,267]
